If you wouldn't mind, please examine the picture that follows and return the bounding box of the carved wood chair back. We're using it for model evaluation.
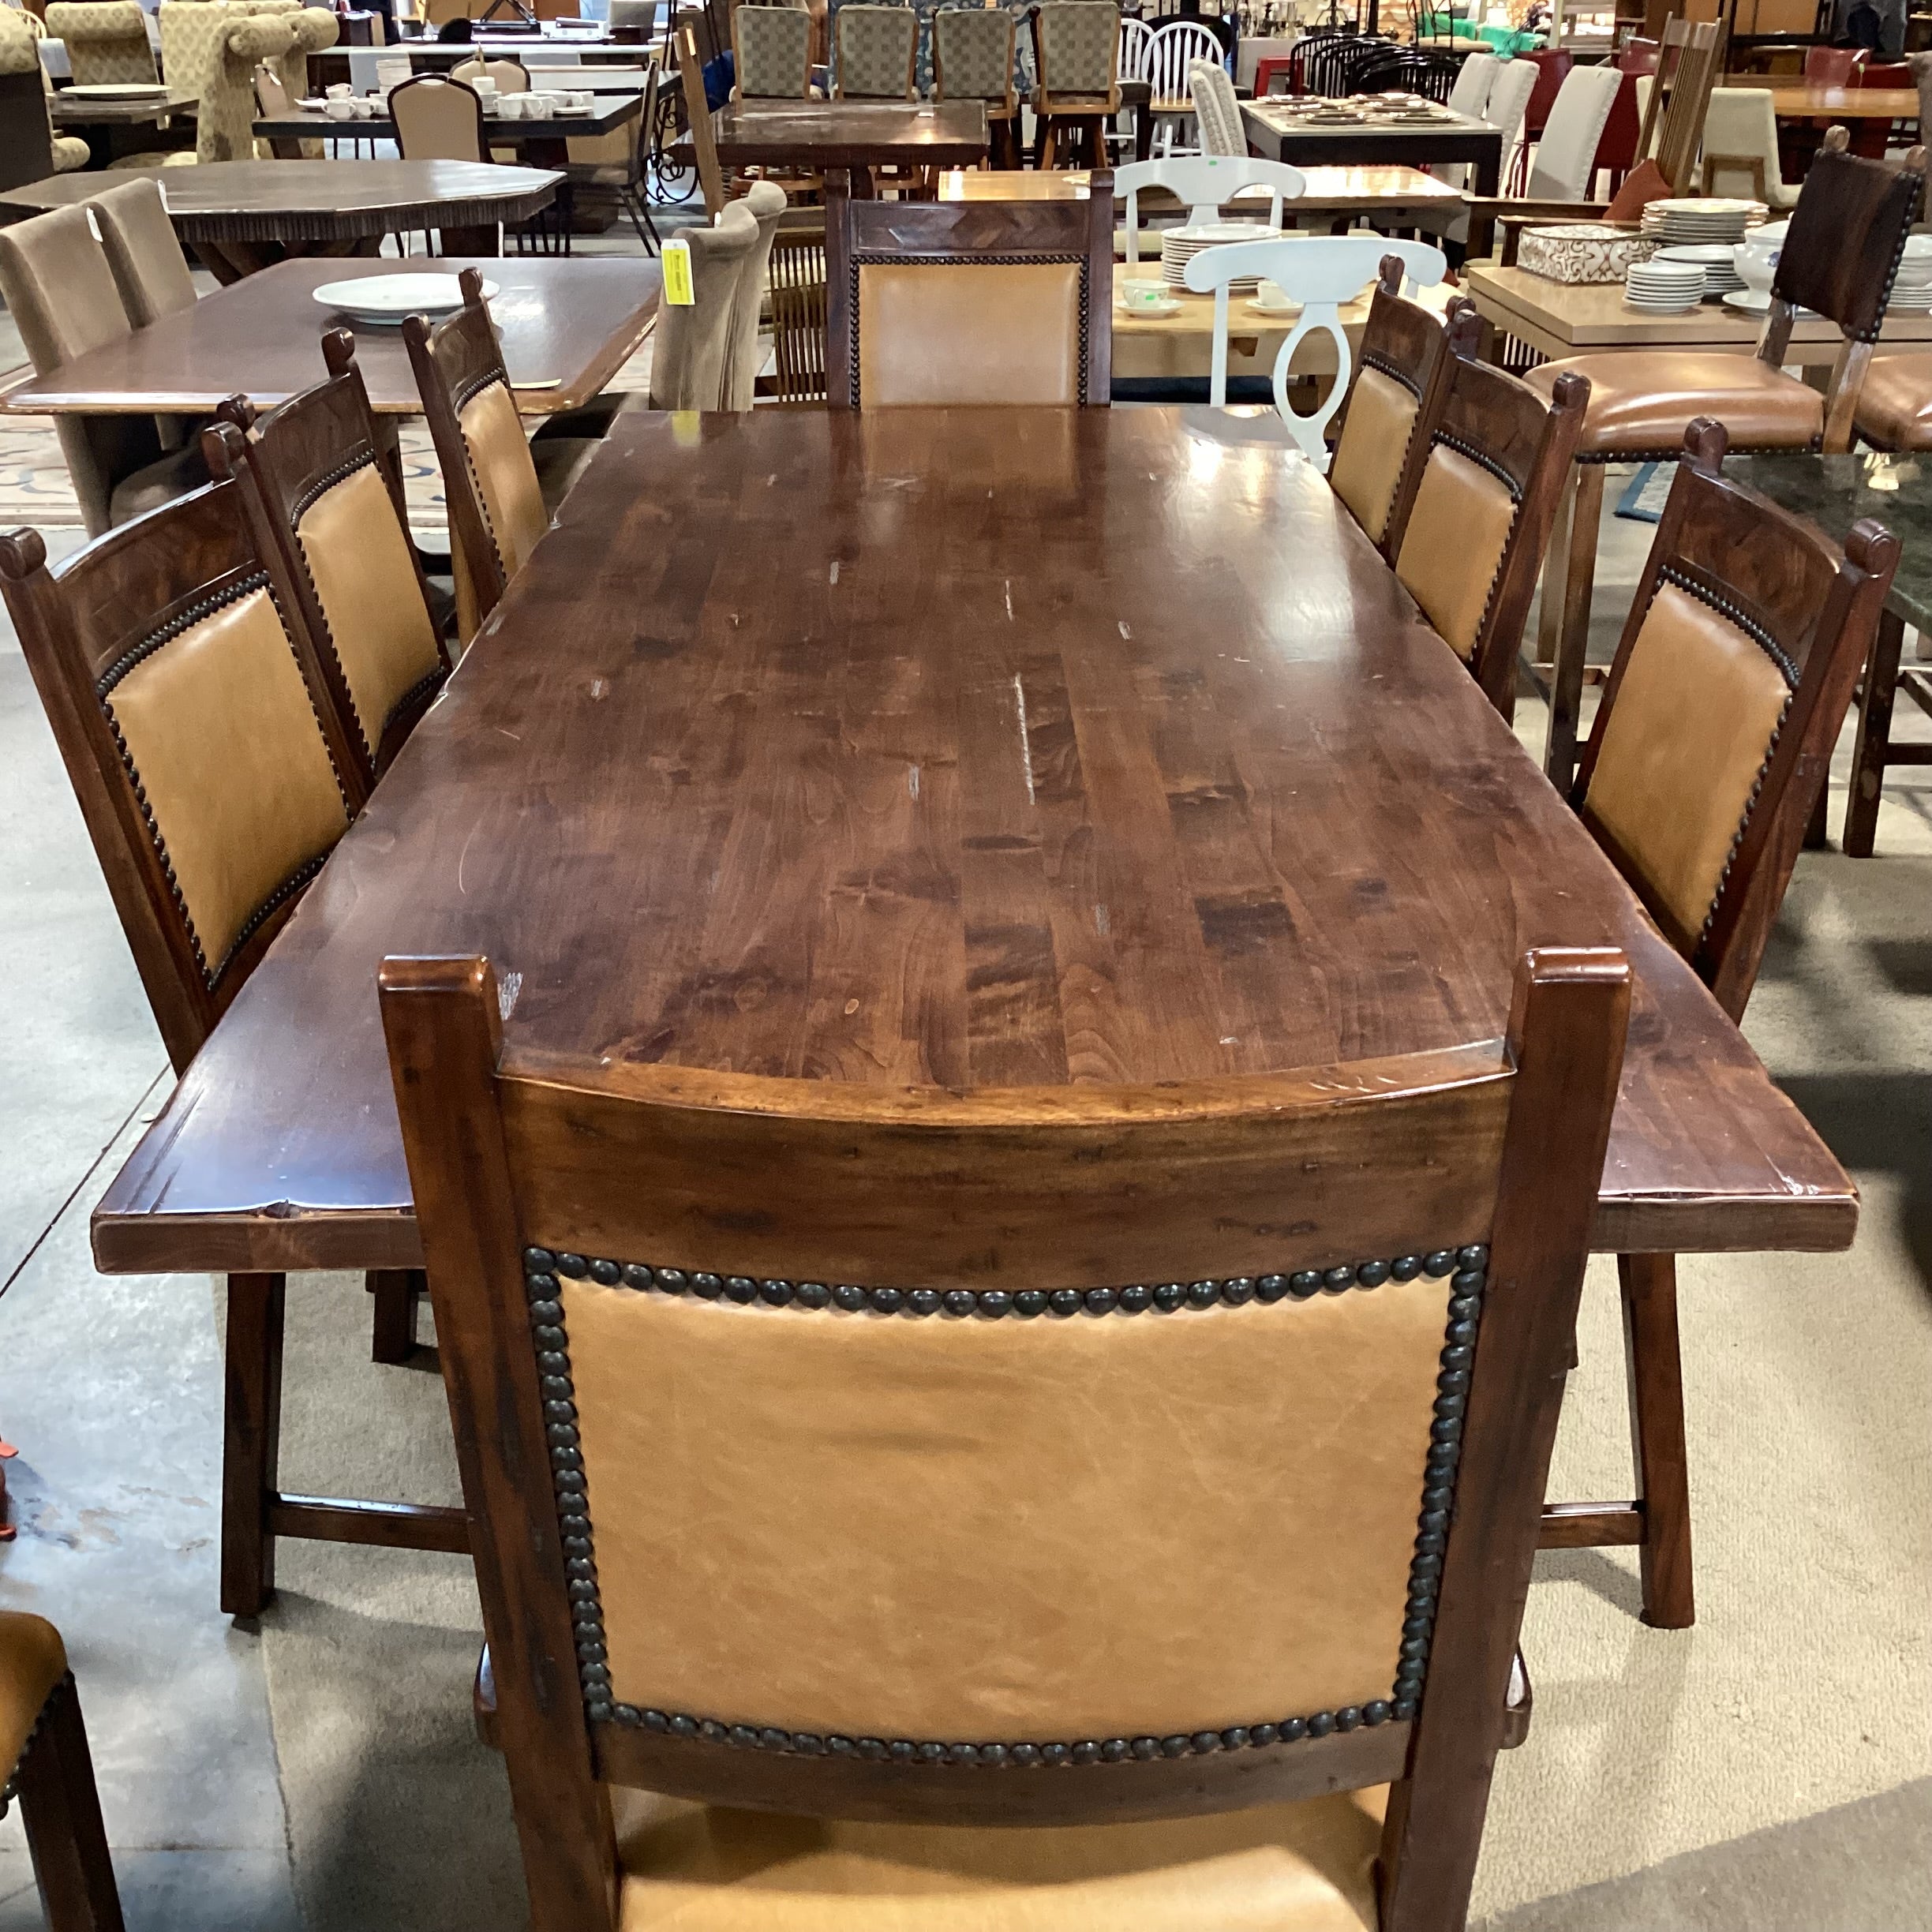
[404,268,549,645]
[1572,419,1899,1019]
[826,173,1114,407]
[380,945,1631,1932]
[1327,259,1477,560]
[0,472,363,1074]
[1394,331,1589,721]
[1636,17,1721,194]
[212,331,451,786]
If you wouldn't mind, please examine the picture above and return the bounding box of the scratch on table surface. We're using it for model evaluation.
[495,727,521,742]
[908,764,920,800]
[1004,578,1013,622]
[1095,904,1110,935]
[829,560,840,585]
[457,822,481,896]
[1013,674,1035,806]
[1118,621,1132,640]
[497,972,523,1021]
[589,677,609,700]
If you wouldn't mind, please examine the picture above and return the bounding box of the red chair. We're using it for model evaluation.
[1510,49,1574,190]
[1593,68,1644,192]
[1805,45,1866,86]
[1852,60,1911,159]
[1615,35,1660,76]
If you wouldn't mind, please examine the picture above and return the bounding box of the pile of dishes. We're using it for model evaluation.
[1638,197,1767,247]
[1161,222,1281,293]
[1623,256,1707,314]
[1887,234,1932,314]
[1655,242,1746,299]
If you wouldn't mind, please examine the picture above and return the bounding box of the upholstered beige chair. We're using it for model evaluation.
[390,71,490,161]
[931,5,1021,169]
[834,2,916,99]
[46,0,159,84]
[733,2,812,99]
[642,182,785,411]
[155,0,338,162]
[380,930,1631,1932]
[1,1611,124,1931]
[0,9,91,180]
[0,204,204,535]
[1032,0,1121,170]
[406,268,601,644]
[90,176,197,328]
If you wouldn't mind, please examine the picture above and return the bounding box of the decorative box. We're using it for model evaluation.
[1517,223,1650,286]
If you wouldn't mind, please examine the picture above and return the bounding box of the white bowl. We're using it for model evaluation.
[313,273,500,324]
[1733,243,1777,295]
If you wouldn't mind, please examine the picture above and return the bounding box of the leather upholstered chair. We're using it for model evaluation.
[1393,321,1589,723]
[732,2,812,98]
[380,941,1631,1932]
[1852,353,1932,452]
[826,174,1114,407]
[1031,0,1121,170]
[0,1611,124,1931]
[834,2,915,99]
[932,5,1021,170]
[0,205,204,537]
[213,331,451,785]
[1327,259,1477,561]
[406,268,600,645]
[1525,129,1926,789]
[0,473,458,1618]
[1547,418,1899,1632]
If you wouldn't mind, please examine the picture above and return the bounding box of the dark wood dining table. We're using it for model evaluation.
[0,256,660,421]
[90,406,1854,1280]
[253,95,642,170]
[707,99,988,195]
[0,159,560,283]
[1240,99,1503,198]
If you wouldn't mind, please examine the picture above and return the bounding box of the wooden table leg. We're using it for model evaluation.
[1544,460,1604,792]
[439,223,502,257]
[367,1268,423,1365]
[1621,1252,1695,1630]
[221,1272,284,1619]
[1844,603,1905,859]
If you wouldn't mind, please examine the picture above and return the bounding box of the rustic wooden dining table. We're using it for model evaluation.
[91,406,1854,1286]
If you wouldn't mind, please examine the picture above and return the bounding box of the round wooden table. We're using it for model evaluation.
[0,159,561,283]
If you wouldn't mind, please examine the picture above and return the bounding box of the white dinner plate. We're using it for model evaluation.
[312,274,500,324]
[1721,290,1772,313]
[65,82,170,98]
[1117,294,1183,318]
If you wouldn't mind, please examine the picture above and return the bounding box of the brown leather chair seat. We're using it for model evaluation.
[1852,350,1932,451]
[1,1609,69,1780]
[613,1785,1385,1931]
[1525,351,1822,455]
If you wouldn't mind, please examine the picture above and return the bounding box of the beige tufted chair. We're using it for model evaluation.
[45,0,159,84]
[0,7,91,178]
[1,1611,124,1930]
[647,184,785,413]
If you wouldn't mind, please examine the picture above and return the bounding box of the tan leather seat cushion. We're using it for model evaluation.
[1395,444,1518,660]
[1853,351,1932,451]
[106,586,349,977]
[0,1610,67,1781]
[295,462,443,764]
[614,1785,1383,1931]
[456,378,550,580]
[1582,581,1792,948]
[859,262,1082,407]
[1329,365,1420,548]
[1525,352,1822,455]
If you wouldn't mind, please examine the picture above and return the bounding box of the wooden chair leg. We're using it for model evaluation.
[1844,603,1905,859]
[1544,459,1605,792]
[1619,1252,1694,1630]
[14,1677,125,1932]
[367,1267,423,1365]
[221,1271,285,1619]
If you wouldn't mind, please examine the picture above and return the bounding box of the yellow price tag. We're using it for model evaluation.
[662,238,695,306]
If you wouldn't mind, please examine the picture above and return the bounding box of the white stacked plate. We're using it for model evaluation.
[1161,222,1281,293]
[1889,234,1932,313]
[1639,197,1766,247]
[1655,242,1745,298]
[1623,258,1706,313]
[311,274,500,325]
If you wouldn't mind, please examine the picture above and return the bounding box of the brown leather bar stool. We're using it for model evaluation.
[1524,129,1925,790]
[1,1612,124,1931]
[1541,419,1899,1628]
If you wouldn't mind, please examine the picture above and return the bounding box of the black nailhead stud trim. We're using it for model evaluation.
[909,1289,942,1316]
[1391,1256,1421,1281]
[724,1277,757,1303]
[590,1259,620,1286]
[642,1709,669,1732]
[692,1274,724,1300]
[948,1743,976,1764]
[1337,1707,1362,1732]
[760,1728,789,1751]
[794,1734,823,1755]
[657,1269,687,1294]
[698,1721,724,1743]
[1154,1283,1185,1312]
[1423,1252,1454,1277]
[1100,1739,1129,1762]
[1393,1698,1417,1720]
[1014,1290,1046,1317]
[834,1284,866,1311]
[1323,1265,1354,1292]
[979,1291,1012,1318]
[1222,1277,1254,1305]
[1132,1737,1160,1760]
[979,1743,1007,1766]
[1289,1271,1321,1299]
[829,1736,854,1756]
[1042,1743,1070,1765]
[1365,1702,1391,1726]
[1458,1245,1488,1268]
[1222,1727,1249,1749]
[945,1290,975,1317]
[797,1282,829,1309]
[888,1741,914,1762]
[1084,1288,1117,1315]
[557,1253,588,1277]
[1251,1724,1278,1747]
[1356,1260,1390,1287]
[858,1739,887,1760]
[1280,1718,1307,1742]
[621,1264,653,1290]
[759,1279,792,1306]
[1050,1289,1082,1317]
[1011,1743,1038,1766]
[1308,1713,1335,1738]
[1161,1735,1190,1758]
[872,1288,904,1314]
[1192,1731,1220,1754]
[918,1742,945,1763]
[728,1725,756,1749]
[1256,1275,1287,1302]
[1120,1285,1151,1312]
[527,1274,559,1299]
[1188,1280,1219,1308]
[524,1248,555,1272]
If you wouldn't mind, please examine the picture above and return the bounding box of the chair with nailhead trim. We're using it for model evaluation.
[1546,418,1898,1634]
[0,466,463,1623]
[1523,129,1926,792]
[403,268,601,648]
[1,1611,124,1930]
[378,942,1633,1932]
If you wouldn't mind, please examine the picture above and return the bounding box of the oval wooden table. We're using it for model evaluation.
[93,406,1853,1277]
[0,159,562,283]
